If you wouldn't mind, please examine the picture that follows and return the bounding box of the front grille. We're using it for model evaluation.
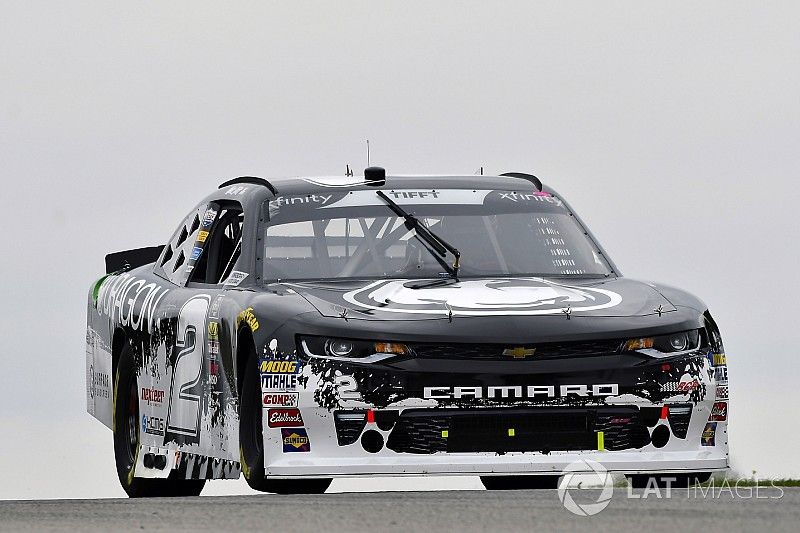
[385,407,649,454]
[411,340,622,361]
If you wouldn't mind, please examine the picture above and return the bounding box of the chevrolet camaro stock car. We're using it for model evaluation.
[85,168,729,497]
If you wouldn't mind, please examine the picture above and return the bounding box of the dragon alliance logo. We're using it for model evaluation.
[342,278,622,316]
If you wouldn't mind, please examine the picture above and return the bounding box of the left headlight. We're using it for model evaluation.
[623,330,701,355]
[300,336,412,360]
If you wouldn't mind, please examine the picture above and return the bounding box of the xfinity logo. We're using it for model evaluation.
[423,384,619,400]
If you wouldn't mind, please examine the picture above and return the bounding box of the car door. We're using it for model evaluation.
[161,200,245,454]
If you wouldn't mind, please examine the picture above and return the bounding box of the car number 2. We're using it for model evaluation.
[164,295,210,445]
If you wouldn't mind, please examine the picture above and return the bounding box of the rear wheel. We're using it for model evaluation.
[481,475,561,490]
[239,340,331,494]
[113,343,205,497]
[627,472,712,489]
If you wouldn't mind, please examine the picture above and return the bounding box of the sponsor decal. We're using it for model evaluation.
[89,366,110,399]
[342,278,623,317]
[260,360,302,374]
[141,387,165,405]
[236,307,259,332]
[714,366,728,382]
[95,273,169,333]
[677,379,700,392]
[202,208,217,227]
[260,359,303,390]
[197,230,209,243]
[225,185,248,196]
[282,428,311,452]
[209,295,223,319]
[496,191,562,205]
[503,347,536,359]
[223,271,249,287]
[272,194,334,207]
[387,190,440,200]
[190,246,203,261]
[268,408,304,428]
[141,414,165,436]
[701,422,717,446]
[208,339,220,358]
[716,385,729,400]
[263,392,299,407]
[712,353,727,366]
[710,402,728,421]
[209,360,219,386]
[423,384,619,400]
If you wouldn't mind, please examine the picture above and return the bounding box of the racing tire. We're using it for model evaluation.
[113,343,206,498]
[239,341,331,495]
[480,475,561,490]
[627,472,712,489]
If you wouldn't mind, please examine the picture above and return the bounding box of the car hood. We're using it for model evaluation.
[282,277,676,322]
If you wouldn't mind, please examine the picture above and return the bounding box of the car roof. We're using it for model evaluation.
[218,173,550,199]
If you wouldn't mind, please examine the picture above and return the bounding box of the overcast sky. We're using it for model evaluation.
[1,1,798,499]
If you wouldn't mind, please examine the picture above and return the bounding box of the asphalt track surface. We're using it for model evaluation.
[2,488,798,532]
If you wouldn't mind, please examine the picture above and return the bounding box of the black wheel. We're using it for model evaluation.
[481,475,561,490]
[113,343,205,497]
[239,342,331,494]
[627,472,712,489]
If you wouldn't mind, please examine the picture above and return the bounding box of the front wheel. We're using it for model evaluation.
[239,340,331,494]
[481,475,561,490]
[113,343,205,497]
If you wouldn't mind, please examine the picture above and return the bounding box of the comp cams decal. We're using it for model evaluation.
[342,278,623,317]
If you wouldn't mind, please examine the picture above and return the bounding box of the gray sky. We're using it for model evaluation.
[1,1,798,499]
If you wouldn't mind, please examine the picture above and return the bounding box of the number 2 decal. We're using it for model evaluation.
[164,295,210,445]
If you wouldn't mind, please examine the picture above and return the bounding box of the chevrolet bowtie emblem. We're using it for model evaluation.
[503,347,536,359]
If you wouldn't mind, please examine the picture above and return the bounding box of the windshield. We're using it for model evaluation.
[262,189,613,281]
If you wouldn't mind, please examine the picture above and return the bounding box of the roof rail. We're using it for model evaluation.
[499,172,543,191]
[219,176,278,196]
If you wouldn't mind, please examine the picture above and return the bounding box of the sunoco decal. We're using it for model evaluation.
[342,278,622,316]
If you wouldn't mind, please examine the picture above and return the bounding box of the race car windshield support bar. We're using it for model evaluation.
[375,190,461,280]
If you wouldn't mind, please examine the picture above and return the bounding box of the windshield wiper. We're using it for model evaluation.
[376,190,461,280]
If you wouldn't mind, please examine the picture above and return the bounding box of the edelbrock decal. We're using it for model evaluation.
[343,278,622,316]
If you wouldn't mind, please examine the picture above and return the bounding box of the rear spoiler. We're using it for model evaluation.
[105,245,165,274]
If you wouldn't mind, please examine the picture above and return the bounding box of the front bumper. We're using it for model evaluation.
[260,347,730,478]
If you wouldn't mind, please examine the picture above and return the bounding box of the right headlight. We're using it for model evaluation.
[623,330,701,355]
[300,336,412,361]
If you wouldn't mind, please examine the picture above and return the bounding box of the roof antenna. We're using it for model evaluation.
[366,139,370,166]
[480,166,483,175]
[474,166,484,175]
[345,164,353,177]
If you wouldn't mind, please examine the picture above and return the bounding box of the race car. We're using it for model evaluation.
[85,168,729,497]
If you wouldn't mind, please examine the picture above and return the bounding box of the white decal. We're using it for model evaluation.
[164,295,211,444]
[96,274,168,333]
[334,375,362,400]
[223,271,249,287]
[321,189,490,209]
[343,278,622,316]
[423,384,619,400]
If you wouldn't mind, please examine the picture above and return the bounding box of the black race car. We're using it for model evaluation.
[86,168,729,497]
